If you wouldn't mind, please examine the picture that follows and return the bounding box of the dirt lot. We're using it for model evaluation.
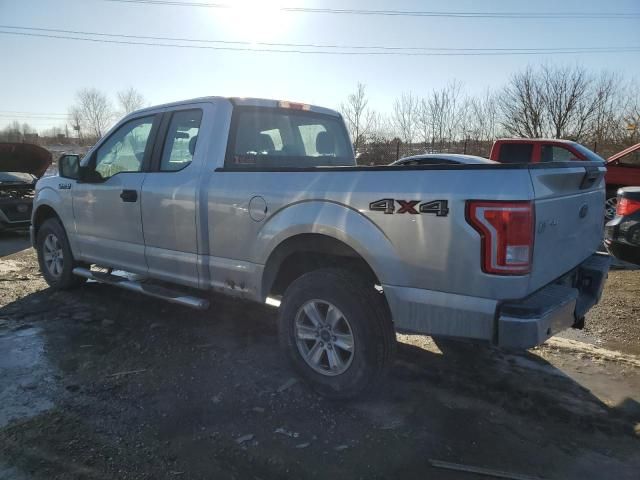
[1,235,639,479]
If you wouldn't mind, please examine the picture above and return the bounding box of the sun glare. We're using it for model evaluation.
[218,0,292,43]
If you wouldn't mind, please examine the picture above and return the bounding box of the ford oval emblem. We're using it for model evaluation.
[579,204,589,218]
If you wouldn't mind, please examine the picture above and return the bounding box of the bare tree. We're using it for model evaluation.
[340,83,376,152]
[68,107,83,141]
[499,67,546,138]
[416,98,432,148]
[72,88,113,139]
[467,89,500,142]
[117,87,146,116]
[499,64,624,142]
[392,92,418,144]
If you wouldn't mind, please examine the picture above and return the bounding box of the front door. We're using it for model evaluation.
[72,114,159,273]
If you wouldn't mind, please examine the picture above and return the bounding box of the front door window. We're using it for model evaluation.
[95,116,154,179]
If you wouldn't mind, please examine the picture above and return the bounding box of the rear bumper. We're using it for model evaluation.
[383,253,611,349]
[496,253,610,348]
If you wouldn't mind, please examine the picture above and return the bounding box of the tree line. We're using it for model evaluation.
[0,87,146,144]
[340,64,639,160]
[2,64,638,158]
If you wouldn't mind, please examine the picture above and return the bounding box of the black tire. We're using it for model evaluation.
[36,217,86,289]
[278,268,395,399]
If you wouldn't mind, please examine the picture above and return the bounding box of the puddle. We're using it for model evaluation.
[0,325,59,428]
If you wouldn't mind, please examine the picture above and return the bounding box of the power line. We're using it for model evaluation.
[1,25,636,53]
[2,29,639,56]
[0,110,68,116]
[102,0,640,19]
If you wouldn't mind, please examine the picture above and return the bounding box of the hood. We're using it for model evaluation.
[607,143,640,164]
[0,142,52,178]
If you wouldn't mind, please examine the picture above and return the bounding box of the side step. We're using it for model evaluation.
[72,267,210,311]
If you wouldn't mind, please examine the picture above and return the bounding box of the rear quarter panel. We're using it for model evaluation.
[205,167,536,301]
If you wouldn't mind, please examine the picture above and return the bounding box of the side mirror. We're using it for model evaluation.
[58,154,80,180]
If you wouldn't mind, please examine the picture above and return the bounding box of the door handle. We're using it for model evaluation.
[120,189,138,202]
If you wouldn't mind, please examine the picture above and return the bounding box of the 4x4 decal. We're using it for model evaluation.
[369,199,449,217]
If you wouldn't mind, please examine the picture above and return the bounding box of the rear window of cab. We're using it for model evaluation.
[225,107,355,169]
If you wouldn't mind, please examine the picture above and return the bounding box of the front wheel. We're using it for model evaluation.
[278,268,395,399]
[36,218,86,289]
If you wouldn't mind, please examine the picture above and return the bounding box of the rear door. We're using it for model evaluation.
[528,163,606,291]
[140,106,205,288]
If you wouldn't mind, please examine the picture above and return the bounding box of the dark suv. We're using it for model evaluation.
[605,187,640,266]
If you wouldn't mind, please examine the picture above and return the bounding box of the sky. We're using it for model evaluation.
[0,0,639,131]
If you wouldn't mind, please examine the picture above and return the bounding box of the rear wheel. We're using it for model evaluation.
[278,268,395,399]
[36,218,86,289]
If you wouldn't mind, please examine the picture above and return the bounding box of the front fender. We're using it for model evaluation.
[254,200,406,286]
[33,180,77,250]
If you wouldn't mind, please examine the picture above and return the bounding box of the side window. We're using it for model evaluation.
[160,109,203,172]
[498,144,533,163]
[541,145,579,162]
[95,116,154,179]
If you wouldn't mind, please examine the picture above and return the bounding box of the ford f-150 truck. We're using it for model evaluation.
[31,97,610,398]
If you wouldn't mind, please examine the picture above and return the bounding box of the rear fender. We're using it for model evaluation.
[254,201,405,294]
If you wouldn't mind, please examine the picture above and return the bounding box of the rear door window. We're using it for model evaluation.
[541,145,580,162]
[160,109,202,172]
[498,143,533,164]
[225,107,354,169]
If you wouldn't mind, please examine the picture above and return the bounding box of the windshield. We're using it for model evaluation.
[572,143,606,163]
[225,107,354,169]
[0,172,35,183]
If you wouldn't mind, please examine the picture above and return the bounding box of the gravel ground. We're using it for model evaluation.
[583,268,640,355]
[1,239,639,479]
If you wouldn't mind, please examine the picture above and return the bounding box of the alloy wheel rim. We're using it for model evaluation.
[43,233,64,278]
[294,300,355,376]
[605,197,618,221]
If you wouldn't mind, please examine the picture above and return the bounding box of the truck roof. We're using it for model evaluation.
[133,96,341,118]
[495,138,579,146]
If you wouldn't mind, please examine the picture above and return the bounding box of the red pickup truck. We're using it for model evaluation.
[489,139,640,220]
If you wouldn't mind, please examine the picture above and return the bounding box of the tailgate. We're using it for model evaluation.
[528,163,606,291]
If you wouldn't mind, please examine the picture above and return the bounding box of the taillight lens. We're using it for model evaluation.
[616,197,640,216]
[466,201,534,275]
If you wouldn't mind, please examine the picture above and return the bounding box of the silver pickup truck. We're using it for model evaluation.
[31,97,610,398]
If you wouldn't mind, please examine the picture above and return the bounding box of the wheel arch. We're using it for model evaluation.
[262,233,382,299]
[255,201,404,302]
[32,203,62,239]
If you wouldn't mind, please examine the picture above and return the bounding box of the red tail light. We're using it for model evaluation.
[466,201,534,275]
[616,197,640,216]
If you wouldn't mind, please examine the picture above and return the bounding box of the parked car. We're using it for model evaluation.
[32,97,609,398]
[0,142,51,232]
[604,187,640,266]
[390,153,496,166]
[488,138,640,220]
[604,143,640,218]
